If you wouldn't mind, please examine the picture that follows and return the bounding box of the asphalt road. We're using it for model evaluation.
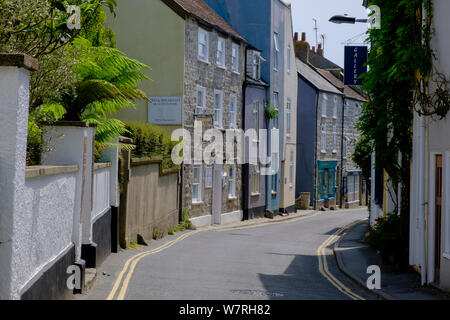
[91,208,376,300]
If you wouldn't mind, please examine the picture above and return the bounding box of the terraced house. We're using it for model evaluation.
[108,0,247,228]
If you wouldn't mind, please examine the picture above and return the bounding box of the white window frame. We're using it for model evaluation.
[228,165,236,198]
[251,164,260,195]
[286,100,291,137]
[332,124,337,153]
[321,94,328,118]
[321,123,327,153]
[198,28,209,63]
[289,151,294,187]
[229,94,237,129]
[231,43,239,73]
[192,164,202,203]
[214,89,223,128]
[273,33,280,71]
[253,101,259,140]
[216,37,226,68]
[333,96,338,119]
[196,85,206,114]
[205,165,213,189]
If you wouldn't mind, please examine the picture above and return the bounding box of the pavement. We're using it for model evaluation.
[334,220,450,300]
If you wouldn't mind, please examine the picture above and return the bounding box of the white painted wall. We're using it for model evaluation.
[92,167,111,221]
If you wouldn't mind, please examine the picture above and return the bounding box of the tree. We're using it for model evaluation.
[356,0,449,269]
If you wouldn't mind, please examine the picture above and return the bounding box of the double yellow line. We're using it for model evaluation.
[107,230,200,300]
[317,220,366,300]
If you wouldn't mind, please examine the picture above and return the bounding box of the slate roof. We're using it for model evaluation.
[308,50,342,71]
[296,58,342,95]
[316,69,367,102]
[163,0,247,43]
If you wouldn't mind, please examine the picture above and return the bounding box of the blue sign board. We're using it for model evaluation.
[344,46,368,86]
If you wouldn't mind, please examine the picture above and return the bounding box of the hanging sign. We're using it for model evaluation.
[344,46,368,86]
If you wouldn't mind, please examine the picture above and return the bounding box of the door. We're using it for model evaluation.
[212,164,223,225]
[435,155,443,283]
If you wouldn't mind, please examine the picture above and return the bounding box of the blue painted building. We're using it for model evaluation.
[203,0,289,213]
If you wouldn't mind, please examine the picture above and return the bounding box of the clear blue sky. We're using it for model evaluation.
[290,0,369,67]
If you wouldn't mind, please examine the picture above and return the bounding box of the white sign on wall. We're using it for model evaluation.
[148,96,182,125]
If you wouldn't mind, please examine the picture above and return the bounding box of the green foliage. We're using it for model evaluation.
[0,0,117,57]
[264,101,279,119]
[124,122,178,170]
[366,213,409,270]
[352,134,372,181]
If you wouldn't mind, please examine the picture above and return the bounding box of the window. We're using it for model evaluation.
[272,152,279,192]
[192,164,202,203]
[289,151,294,187]
[205,166,212,189]
[333,96,338,119]
[251,164,260,194]
[286,100,291,136]
[332,125,337,153]
[228,165,236,198]
[229,94,237,129]
[196,85,206,114]
[253,101,259,137]
[273,92,280,128]
[273,33,280,70]
[232,43,239,73]
[216,37,226,68]
[287,45,291,73]
[198,28,209,63]
[253,52,261,79]
[321,123,327,153]
[214,90,223,128]
[321,94,328,117]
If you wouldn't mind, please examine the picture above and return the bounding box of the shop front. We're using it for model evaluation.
[317,161,338,210]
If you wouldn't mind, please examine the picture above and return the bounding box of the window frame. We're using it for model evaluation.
[321,123,327,153]
[216,36,226,69]
[253,52,261,79]
[192,164,203,203]
[205,165,213,189]
[229,94,237,129]
[289,151,294,187]
[198,28,209,63]
[231,43,239,73]
[286,99,292,137]
[213,89,223,128]
[273,32,280,71]
[321,94,328,118]
[228,165,236,198]
[332,124,337,153]
[253,101,259,140]
[333,96,338,119]
[196,85,206,115]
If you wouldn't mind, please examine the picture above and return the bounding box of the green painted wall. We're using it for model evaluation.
[106,0,185,125]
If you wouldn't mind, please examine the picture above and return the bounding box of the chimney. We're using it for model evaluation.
[294,31,310,63]
[317,43,323,56]
[311,46,315,53]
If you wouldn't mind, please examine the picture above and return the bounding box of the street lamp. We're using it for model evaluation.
[329,15,367,24]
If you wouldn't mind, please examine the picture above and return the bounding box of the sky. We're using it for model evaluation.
[290,0,369,67]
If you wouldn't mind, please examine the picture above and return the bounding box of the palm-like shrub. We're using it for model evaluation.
[43,37,150,144]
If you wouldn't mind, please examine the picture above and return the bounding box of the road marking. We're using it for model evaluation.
[107,231,200,300]
[317,219,366,300]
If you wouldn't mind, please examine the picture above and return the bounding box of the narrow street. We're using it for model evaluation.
[83,208,376,300]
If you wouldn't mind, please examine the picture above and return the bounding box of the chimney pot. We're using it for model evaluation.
[301,32,306,42]
[294,32,298,42]
[312,46,315,53]
[318,43,322,49]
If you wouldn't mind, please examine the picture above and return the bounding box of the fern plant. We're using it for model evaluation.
[42,37,150,146]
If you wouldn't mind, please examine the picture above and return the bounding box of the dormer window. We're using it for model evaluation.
[253,52,261,80]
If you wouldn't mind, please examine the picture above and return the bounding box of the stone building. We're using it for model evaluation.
[317,69,367,208]
[108,0,247,227]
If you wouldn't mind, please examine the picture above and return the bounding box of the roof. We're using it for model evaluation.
[246,76,269,87]
[316,69,367,102]
[296,58,342,95]
[163,0,247,43]
[308,50,342,71]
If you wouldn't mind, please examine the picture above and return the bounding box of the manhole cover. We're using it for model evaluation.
[231,289,284,297]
